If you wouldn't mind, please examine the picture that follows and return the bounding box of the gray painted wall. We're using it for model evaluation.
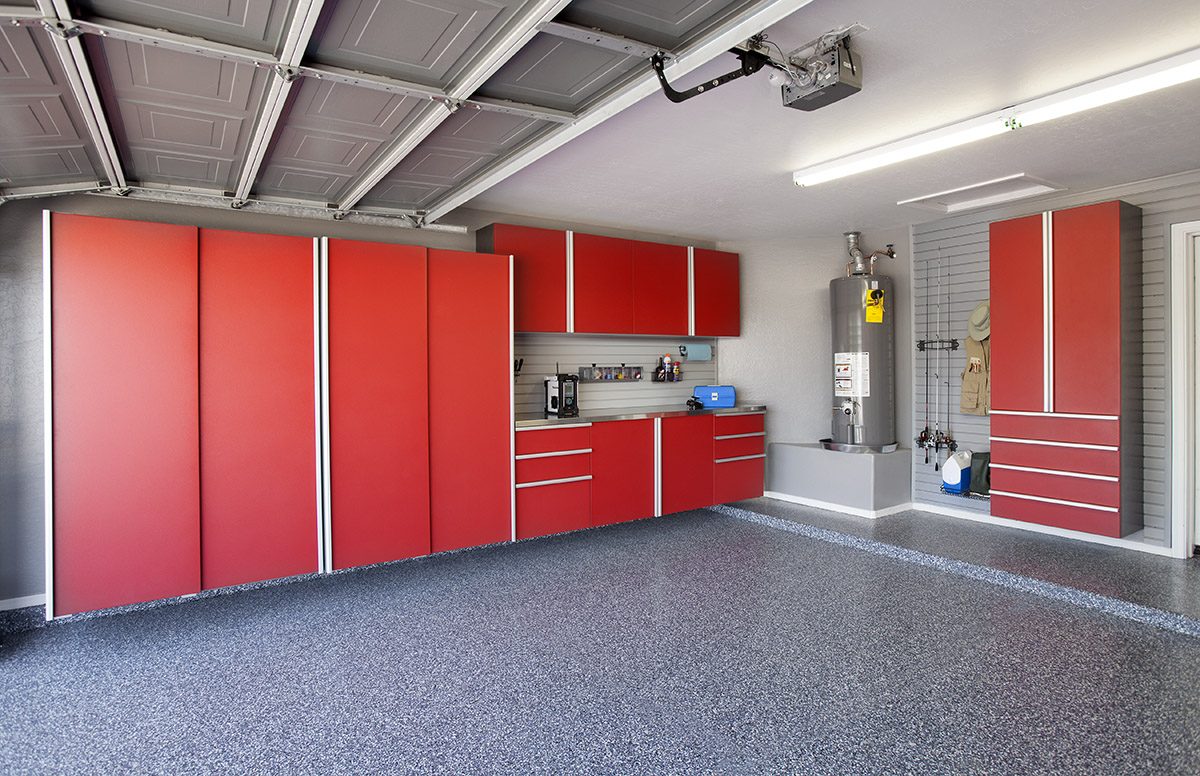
[909,169,1200,549]
[0,194,719,605]
[714,230,913,452]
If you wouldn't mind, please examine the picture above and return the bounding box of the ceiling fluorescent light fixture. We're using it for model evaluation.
[793,45,1200,187]
[897,173,1064,213]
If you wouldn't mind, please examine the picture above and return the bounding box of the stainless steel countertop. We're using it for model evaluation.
[515,404,766,429]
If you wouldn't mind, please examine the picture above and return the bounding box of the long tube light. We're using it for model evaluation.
[793,45,1200,187]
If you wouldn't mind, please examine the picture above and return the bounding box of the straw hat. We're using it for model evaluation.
[968,301,990,341]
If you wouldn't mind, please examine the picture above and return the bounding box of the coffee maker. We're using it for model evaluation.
[543,373,579,418]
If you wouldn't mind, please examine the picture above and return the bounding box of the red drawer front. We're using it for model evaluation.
[990,467,1120,509]
[714,435,765,459]
[991,414,1119,447]
[990,441,1119,478]
[714,457,765,504]
[515,425,591,455]
[516,479,591,539]
[991,494,1121,537]
[516,452,591,484]
[714,413,764,435]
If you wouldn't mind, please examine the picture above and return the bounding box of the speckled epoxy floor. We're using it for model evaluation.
[4,508,1200,775]
[735,497,1200,619]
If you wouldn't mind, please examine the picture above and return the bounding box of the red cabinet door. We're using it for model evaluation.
[632,240,688,335]
[661,414,715,514]
[989,214,1045,412]
[429,249,512,552]
[590,419,655,525]
[199,230,317,590]
[1052,202,1122,415]
[51,214,200,616]
[479,223,567,333]
[327,239,430,570]
[573,232,634,334]
[693,248,740,336]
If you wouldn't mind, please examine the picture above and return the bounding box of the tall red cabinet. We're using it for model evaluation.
[50,214,201,616]
[326,239,430,569]
[428,249,513,552]
[199,230,318,589]
[988,201,1141,537]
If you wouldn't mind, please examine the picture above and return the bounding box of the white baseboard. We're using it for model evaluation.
[911,502,1182,558]
[0,593,45,611]
[765,492,913,520]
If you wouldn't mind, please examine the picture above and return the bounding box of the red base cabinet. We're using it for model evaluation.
[514,425,592,539]
[51,214,201,616]
[988,201,1141,537]
[199,230,318,589]
[327,239,430,569]
[713,412,765,504]
[661,415,715,514]
[590,419,655,525]
[429,249,512,552]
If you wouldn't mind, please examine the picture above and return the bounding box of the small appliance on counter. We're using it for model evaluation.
[691,385,737,409]
[543,373,579,418]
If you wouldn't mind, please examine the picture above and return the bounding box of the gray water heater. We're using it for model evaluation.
[823,232,898,453]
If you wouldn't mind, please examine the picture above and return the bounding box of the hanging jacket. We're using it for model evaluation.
[960,336,990,415]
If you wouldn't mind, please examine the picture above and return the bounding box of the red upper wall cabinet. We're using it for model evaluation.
[989,214,1045,413]
[478,223,567,333]
[632,240,688,335]
[51,214,201,616]
[573,232,635,334]
[693,248,740,336]
[199,230,318,590]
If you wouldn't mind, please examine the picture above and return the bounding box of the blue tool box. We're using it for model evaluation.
[693,385,736,408]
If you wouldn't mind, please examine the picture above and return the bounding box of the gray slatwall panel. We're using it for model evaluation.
[911,170,1200,547]
[911,232,991,514]
[515,333,718,415]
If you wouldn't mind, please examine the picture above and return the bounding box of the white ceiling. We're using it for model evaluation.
[465,0,1200,242]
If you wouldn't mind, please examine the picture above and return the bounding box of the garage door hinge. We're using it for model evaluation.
[42,20,82,40]
[273,65,301,83]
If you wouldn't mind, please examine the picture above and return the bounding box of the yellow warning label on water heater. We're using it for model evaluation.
[864,288,885,324]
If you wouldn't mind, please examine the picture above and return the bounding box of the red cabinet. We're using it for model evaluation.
[661,414,715,514]
[483,223,741,337]
[51,214,201,616]
[477,223,567,333]
[199,230,318,589]
[1052,203,1124,416]
[713,411,765,504]
[327,239,430,570]
[572,233,635,334]
[693,248,740,336]
[632,240,688,335]
[429,249,512,552]
[590,419,655,525]
[989,214,1045,413]
[988,201,1141,537]
[514,425,592,539]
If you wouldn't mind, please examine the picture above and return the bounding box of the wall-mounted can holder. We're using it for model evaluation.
[579,364,642,383]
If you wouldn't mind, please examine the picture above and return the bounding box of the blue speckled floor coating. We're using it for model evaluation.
[4,508,1200,774]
